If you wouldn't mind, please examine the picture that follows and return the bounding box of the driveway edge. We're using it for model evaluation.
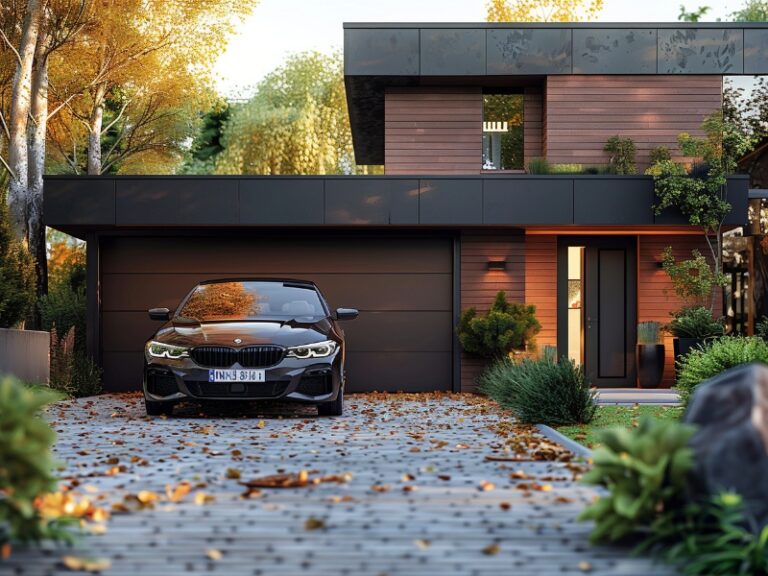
[536,424,593,459]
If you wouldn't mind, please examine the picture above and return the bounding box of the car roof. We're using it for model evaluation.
[196,278,318,287]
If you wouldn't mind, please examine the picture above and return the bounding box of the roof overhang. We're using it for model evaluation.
[344,22,768,164]
[43,174,749,239]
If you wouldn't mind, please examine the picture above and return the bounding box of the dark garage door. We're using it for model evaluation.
[99,235,454,393]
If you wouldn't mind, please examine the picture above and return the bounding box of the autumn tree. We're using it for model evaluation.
[486,0,603,22]
[179,282,257,322]
[215,52,378,175]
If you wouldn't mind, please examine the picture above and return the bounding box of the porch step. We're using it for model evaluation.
[596,388,680,406]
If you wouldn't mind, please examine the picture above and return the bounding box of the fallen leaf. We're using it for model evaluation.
[437,474,451,481]
[415,539,431,550]
[225,468,241,479]
[402,485,417,492]
[206,549,223,561]
[370,484,391,493]
[579,560,593,572]
[478,480,495,491]
[1,543,10,560]
[499,502,512,511]
[62,556,112,573]
[165,482,192,503]
[194,492,215,505]
[257,420,266,429]
[304,516,325,530]
[482,543,501,556]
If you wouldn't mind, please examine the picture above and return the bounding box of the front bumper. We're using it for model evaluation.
[143,353,342,404]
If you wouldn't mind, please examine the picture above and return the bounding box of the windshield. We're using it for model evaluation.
[176,281,326,322]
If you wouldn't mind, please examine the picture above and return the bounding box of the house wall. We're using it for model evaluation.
[523,86,544,163]
[638,234,723,388]
[459,232,525,391]
[544,75,722,171]
[385,88,483,175]
[524,234,558,352]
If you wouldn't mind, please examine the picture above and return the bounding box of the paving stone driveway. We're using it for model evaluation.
[5,392,673,576]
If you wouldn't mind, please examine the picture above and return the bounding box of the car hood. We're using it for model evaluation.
[150,316,335,348]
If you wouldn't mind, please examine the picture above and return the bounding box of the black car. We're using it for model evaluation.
[142,279,358,417]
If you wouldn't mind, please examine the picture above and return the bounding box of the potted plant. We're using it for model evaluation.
[636,321,665,389]
[667,306,724,361]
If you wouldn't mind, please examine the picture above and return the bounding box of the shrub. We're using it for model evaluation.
[579,417,696,543]
[667,306,724,339]
[757,316,768,342]
[637,321,662,344]
[457,291,541,359]
[478,355,597,425]
[0,375,71,547]
[526,158,550,174]
[39,285,87,354]
[677,336,768,405]
[49,327,102,398]
[649,145,672,165]
[661,247,725,309]
[549,163,584,174]
[604,135,637,174]
[0,193,36,328]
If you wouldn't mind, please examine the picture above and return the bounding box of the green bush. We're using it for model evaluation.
[0,193,36,328]
[579,417,696,543]
[604,135,637,175]
[644,492,768,576]
[677,336,768,405]
[0,376,71,546]
[667,306,724,339]
[457,291,541,359]
[757,316,768,342]
[478,355,597,425]
[649,145,672,165]
[39,285,87,354]
[526,158,551,174]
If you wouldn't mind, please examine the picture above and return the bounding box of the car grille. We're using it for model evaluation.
[190,345,285,368]
[185,381,289,399]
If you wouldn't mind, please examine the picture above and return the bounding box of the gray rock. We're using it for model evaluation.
[684,362,768,530]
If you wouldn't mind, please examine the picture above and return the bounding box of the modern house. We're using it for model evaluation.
[44,22,766,393]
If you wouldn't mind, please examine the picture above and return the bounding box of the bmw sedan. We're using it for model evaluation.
[143,279,357,417]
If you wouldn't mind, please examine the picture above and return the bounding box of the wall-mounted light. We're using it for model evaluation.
[487,259,507,271]
[655,261,665,269]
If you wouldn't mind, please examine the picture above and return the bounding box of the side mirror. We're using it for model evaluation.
[148,307,171,321]
[335,307,359,321]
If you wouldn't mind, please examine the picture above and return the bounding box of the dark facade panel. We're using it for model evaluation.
[346,352,452,392]
[240,179,324,225]
[325,179,418,224]
[483,178,572,224]
[419,179,483,224]
[658,28,743,74]
[420,28,486,75]
[343,28,419,75]
[486,28,572,75]
[573,179,654,225]
[44,178,115,226]
[573,29,657,74]
[744,29,768,74]
[115,178,238,225]
[723,176,749,226]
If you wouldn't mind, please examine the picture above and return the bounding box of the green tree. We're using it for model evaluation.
[486,0,603,21]
[730,0,768,20]
[216,52,377,175]
[179,100,231,174]
[0,190,36,328]
[678,5,711,22]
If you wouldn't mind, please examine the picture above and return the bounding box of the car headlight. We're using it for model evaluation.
[286,340,337,359]
[146,341,189,359]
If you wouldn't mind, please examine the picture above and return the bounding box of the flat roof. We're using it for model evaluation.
[343,22,768,164]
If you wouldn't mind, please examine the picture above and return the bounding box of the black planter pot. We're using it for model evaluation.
[636,344,665,389]
[673,337,706,360]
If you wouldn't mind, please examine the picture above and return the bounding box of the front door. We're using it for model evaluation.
[557,236,637,387]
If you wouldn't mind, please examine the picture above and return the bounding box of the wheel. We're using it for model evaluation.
[145,397,174,416]
[317,389,343,417]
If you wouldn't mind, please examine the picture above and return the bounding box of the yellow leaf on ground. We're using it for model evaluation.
[62,556,112,573]
[206,549,223,561]
[304,516,326,530]
[482,543,501,555]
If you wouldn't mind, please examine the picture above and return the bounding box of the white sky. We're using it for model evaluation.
[213,0,740,98]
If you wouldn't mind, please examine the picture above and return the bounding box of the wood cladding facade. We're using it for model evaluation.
[459,232,525,391]
[524,235,558,351]
[385,88,483,175]
[544,75,723,170]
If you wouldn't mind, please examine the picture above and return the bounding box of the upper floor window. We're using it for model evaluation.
[482,93,524,171]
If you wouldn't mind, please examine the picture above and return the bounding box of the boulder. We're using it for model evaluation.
[684,362,768,530]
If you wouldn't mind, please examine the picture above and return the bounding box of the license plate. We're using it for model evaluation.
[208,369,265,383]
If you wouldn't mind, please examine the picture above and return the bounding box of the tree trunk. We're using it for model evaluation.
[7,0,43,241]
[28,33,49,310]
[87,83,106,175]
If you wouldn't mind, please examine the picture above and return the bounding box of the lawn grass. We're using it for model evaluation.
[556,404,684,449]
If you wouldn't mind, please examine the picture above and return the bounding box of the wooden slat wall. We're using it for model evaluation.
[385,88,482,175]
[545,75,722,171]
[460,232,525,392]
[524,234,557,351]
[638,235,723,388]
[524,86,544,164]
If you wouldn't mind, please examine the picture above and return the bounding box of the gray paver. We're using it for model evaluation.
[2,393,674,575]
